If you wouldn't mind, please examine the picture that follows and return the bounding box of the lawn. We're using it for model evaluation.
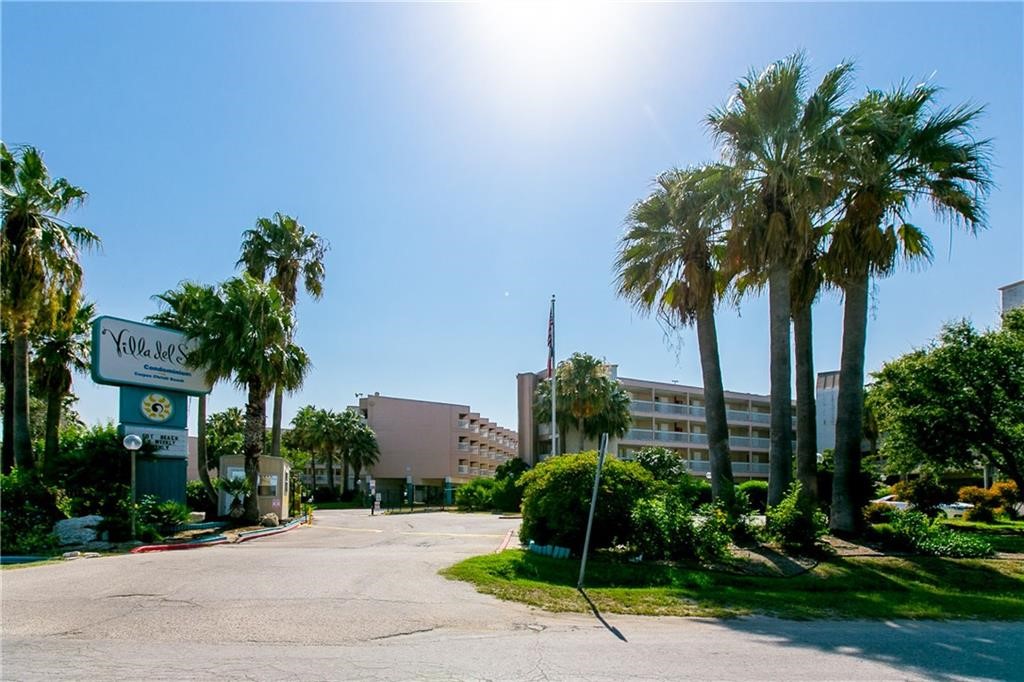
[938,518,1024,554]
[442,549,1024,620]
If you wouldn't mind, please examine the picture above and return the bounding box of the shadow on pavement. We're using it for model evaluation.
[578,588,628,642]
[714,617,1021,681]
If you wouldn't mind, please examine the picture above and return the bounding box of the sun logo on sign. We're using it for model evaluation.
[141,393,173,423]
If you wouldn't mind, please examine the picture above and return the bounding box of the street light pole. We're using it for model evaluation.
[123,434,143,540]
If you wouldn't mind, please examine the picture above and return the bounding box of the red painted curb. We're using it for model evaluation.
[131,539,228,554]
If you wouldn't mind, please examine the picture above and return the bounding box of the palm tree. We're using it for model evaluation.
[291,405,344,497]
[31,295,94,467]
[179,274,310,522]
[1,144,99,470]
[238,213,328,460]
[345,417,380,491]
[825,84,991,533]
[534,352,631,453]
[707,53,853,506]
[615,165,736,505]
[148,282,222,505]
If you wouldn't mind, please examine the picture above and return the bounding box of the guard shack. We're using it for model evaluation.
[218,455,292,520]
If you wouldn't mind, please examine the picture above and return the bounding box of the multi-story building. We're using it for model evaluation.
[518,366,795,481]
[815,370,840,454]
[1000,279,1024,315]
[356,393,518,499]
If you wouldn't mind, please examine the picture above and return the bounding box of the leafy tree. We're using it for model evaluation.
[149,282,220,504]
[824,83,991,533]
[238,213,328,460]
[868,311,1023,496]
[707,54,853,506]
[30,296,94,468]
[632,446,686,482]
[177,275,310,523]
[290,405,346,496]
[616,165,737,504]
[205,406,245,465]
[1,143,99,470]
[533,352,631,453]
[340,411,380,493]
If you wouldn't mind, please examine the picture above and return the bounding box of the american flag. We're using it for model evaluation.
[547,297,555,378]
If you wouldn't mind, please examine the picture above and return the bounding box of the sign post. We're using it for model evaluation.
[578,433,609,590]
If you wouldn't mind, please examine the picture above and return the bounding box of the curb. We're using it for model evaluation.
[235,516,308,543]
[131,535,229,553]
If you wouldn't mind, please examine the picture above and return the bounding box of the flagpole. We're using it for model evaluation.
[550,294,557,458]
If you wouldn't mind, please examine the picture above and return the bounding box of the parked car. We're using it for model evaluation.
[872,495,909,510]
[938,502,973,519]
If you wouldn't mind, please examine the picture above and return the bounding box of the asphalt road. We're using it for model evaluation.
[2,509,1021,681]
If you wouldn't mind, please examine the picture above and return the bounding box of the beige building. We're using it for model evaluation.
[357,393,518,500]
[518,366,794,481]
[1001,279,1024,315]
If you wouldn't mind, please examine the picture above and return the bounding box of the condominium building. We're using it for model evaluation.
[357,393,518,499]
[1000,279,1024,315]
[517,366,795,481]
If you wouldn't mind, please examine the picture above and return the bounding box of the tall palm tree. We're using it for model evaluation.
[1,143,99,470]
[707,53,853,505]
[825,84,991,533]
[345,417,380,491]
[290,405,344,497]
[179,274,310,523]
[148,282,222,504]
[238,213,328,460]
[615,165,736,505]
[534,352,631,453]
[31,295,94,466]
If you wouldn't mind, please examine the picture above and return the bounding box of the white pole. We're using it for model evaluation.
[550,294,557,458]
[578,432,609,590]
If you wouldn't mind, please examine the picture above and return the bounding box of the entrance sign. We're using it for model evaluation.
[91,316,212,395]
[118,425,188,456]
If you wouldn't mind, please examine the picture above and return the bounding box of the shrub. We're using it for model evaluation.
[456,478,497,511]
[186,479,218,516]
[42,423,134,519]
[737,480,768,513]
[629,496,731,562]
[520,452,654,550]
[891,477,952,517]
[491,458,529,512]
[991,481,1021,519]
[673,475,712,510]
[0,468,61,554]
[876,509,993,558]
[634,447,686,482]
[138,495,191,530]
[863,501,897,525]
[764,482,827,553]
[958,486,999,523]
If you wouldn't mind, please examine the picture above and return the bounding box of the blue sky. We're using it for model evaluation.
[4,2,1022,434]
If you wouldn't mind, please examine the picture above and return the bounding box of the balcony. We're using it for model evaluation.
[457,464,469,474]
[469,467,480,475]
[457,442,471,452]
[457,419,470,429]
[732,462,770,475]
[630,399,655,413]
[537,423,552,437]
[654,402,687,417]
[686,460,710,473]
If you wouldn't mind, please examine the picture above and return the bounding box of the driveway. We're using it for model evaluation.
[2,509,1021,680]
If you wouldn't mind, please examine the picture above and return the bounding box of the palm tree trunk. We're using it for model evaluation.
[12,331,34,470]
[2,337,15,473]
[793,300,818,503]
[243,377,267,523]
[271,383,284,458]
[43,382,62,468]
[767,263,793,506]
[831,271,869,534]
[197,395,217,504]
[695,304,734,506]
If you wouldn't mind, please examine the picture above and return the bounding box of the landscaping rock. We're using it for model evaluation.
[82,552,102,559]
[189,512,206,523]
[54,516,104,546]
[62,551,81,560]
[259,513,280,527]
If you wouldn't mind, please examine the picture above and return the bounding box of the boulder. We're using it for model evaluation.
[259,513,280,528]
[189,511,206,523]
[54,516,104,546]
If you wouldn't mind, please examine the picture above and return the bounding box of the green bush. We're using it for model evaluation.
[634,447,686,482]
[737,480,768,513]
[672,475,712,509]
[186,479,218,516]
[875,509,993,558]
[456,478,498,511]
[138,495,191,530]
[764,482,827,553]
[0,468,61,554]
[491,458,529,512]
[863,501,897,525]
[42,423,135,520]
[694,502,733,561]
[520,452,654,550]
[629,496,731,562]
[891,477,952,518]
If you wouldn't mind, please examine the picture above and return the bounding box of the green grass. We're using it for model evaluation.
[442,549,1024,620]
[938,518,1024,554]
